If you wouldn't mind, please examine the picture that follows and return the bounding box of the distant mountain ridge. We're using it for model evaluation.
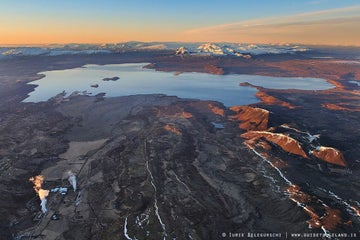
[0,42,309,59]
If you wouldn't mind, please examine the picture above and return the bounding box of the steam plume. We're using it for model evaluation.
[29,175,49,213]
[67,171,77,192]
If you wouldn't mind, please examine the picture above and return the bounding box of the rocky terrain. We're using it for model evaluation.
[0,49,359,239]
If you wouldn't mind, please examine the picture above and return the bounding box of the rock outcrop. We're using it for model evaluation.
[102,76,119,81]
[208,104,225,117]
[311,146,347,167]
[164,124,182,135]
[242,131,308,158]
[230,106,269,131]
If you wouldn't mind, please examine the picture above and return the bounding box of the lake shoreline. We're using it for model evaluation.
[24,62,334,106]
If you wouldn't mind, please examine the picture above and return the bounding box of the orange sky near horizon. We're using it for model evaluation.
[1,3,359,46]
[2,23,359,46]
[1,25,191,45]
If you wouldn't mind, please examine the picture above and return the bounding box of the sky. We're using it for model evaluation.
[1,0,359,45]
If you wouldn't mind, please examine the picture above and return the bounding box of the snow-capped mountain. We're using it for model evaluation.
[197,43,225,55]
[175,46,189,55]
[174,43,308,58]
[174,43,252,58]
[194,43,308,56]
[195,43,252,58]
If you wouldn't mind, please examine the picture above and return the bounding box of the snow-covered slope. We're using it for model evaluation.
[1,47,50,56]
[237,43,308,55]
[137,43,168,50]
[0,47,110,58]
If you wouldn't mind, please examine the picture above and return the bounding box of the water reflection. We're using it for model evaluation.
[24,63,333,106]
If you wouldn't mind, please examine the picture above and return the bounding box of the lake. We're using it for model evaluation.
[24,63,334,106]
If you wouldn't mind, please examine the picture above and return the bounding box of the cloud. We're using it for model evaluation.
[183,6,360,46]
